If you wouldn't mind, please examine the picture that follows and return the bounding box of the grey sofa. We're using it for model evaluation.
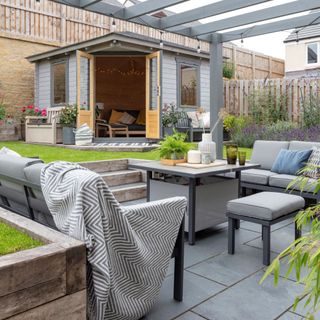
[241,140,320,202]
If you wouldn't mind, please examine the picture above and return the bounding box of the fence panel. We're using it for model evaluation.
[224,78,320,122]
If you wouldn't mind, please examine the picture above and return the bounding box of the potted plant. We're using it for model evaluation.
[162,103,186,136]
[59,104,78,145]
[159,131,190,165]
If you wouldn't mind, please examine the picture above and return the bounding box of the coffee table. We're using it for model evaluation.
[129,160,260,245]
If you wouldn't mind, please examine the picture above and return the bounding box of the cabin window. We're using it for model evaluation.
[307,42,318,64]
[178,63,199,108]
[52,60,67,105]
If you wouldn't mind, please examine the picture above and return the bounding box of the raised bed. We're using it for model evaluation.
[0,207,86,320]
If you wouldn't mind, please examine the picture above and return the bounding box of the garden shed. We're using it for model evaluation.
[27,31,212,140]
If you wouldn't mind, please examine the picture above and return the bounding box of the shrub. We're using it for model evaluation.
[0,105,5,121]
[301,93,320,128]
[159,131,190,160]
[248,89,287,124]
[60,105,78,126]
[223,62,235,79]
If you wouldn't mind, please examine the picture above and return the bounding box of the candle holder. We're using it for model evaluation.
[226,144,238,165]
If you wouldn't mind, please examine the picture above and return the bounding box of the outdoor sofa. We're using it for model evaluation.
[0,155,185,302]
[240,140,320,202]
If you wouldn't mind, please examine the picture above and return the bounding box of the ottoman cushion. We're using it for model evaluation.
[227,192,305,220]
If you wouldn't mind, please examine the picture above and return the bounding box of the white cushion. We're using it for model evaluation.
[187,111,199,128]
[0,147,21,157]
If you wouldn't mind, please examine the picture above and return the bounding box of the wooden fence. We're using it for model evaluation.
[224,78,320,122]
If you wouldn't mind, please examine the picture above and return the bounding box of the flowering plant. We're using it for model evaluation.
[162,103,186,128]
[21,105,47,121]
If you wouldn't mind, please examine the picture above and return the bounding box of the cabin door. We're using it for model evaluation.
[146,51,161,139]
[76,50,95,131]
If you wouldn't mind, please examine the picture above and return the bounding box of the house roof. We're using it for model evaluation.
[27,31,212,62]
[284,24,320,43]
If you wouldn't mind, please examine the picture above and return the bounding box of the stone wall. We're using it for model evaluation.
[0,37,56,114]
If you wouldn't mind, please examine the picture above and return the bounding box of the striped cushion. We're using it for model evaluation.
[303,147,320,179]
[119,112,136,125]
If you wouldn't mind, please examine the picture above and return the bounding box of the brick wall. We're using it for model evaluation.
[0,37,56,114]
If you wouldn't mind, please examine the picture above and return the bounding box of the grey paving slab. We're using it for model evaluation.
[188,244,276,286]
[193,271,304,320]
[145,271,225,320]
[240,219,294,233]
[277,312,304,319]
[291,297,320,319]
[175,311,207,320]
[166,227,260,276]
[245,225,296,254]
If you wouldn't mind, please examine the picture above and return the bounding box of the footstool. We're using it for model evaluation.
[227,192,305,266]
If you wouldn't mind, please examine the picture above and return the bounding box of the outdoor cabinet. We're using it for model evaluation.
[150,175,238,232]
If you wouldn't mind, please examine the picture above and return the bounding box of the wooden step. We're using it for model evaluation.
[110,183,146,203]
[100,170,142,187]
[79,159,128,173]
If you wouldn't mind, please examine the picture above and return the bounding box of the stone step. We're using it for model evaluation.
[100,170,142,187]
[79,159,128,173]
[110,182,147,203]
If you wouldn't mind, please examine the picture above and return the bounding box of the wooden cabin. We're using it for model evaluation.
[27,32,212,140]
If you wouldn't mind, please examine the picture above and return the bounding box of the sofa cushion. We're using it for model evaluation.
[289,141,320,150]
[227,192,305,220]
[251,140,289,170]
[109,109,124,124]
[24,163,46,186]
[241,169,277,185]
[303,147,320,179]
[271,149,312,175]
[269,174,316,193]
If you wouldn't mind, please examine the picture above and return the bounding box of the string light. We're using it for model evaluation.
[111,18,116,32]
[295,30,299,43]
[240,33,244,44]
[159,31,164,48]
[197,38,201,54]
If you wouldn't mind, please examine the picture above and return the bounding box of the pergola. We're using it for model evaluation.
[50,0,320,155]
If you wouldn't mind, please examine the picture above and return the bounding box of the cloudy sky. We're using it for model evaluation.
[121,0,310,59]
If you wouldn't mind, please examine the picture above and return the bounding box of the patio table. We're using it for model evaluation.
[129,160,260,245]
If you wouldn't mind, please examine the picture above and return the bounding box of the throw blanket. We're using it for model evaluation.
[41,162,186,320]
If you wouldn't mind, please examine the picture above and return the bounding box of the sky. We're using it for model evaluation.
[120,0,311,60]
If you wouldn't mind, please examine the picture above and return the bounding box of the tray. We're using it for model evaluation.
[176,160,226,169]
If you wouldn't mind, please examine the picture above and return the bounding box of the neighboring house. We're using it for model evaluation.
[284,25,320,78]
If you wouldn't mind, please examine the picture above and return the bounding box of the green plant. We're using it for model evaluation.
[162,103,186,128]
[248,89,287,124]
[0,105,5,121]
[261,168,320,319]
[223,114,236,132]
[158,131,190,160]
[302,93,320,128]
[60,104,78,126]
[223,62,235,79]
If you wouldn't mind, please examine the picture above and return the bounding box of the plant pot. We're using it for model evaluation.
[62,126,75,145]
[163,127,174,137]
[160,158,186,166]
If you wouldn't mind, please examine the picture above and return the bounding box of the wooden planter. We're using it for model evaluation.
[160,158,186,166]
[0,122,19,141]
[0,208,87,320]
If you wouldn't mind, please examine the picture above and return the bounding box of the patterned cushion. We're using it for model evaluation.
[119,112,136,125]
[303,147,320,179]
[187,111,200,128]
[135,111,146,125]
[109,110,124,124]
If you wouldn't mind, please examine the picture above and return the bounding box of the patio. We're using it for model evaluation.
[124,196,305,320]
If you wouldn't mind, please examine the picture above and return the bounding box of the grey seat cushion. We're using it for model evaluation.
[227,192,305,220]
[24,163,46,186]
[289,141,320,151]
[241,169,277,185]
[269,174,316,193]
[251,140,289,170]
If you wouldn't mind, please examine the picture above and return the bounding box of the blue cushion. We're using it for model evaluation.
[271,149,312,175]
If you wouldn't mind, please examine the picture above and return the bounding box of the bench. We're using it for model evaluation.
[227,192,305,265]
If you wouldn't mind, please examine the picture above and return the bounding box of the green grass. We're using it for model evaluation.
[0,222,43,256]
[0,141,252,163]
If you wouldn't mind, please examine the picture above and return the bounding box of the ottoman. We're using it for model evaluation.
[227,192,305,265]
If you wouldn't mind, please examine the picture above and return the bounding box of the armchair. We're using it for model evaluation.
[25,106,64,144]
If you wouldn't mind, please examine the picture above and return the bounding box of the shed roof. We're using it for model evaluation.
[27,31,211,62]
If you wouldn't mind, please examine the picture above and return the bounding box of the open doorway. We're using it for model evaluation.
[95,56,146,138]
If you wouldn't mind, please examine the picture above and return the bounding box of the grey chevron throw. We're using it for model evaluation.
[40,161,186,320]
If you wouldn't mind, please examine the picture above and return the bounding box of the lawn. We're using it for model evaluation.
[0,141,252,163]
[0,222,43,256]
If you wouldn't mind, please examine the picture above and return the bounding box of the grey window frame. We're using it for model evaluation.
[51,58,69,106]
[176,57,201,109]
[306,42,319,65]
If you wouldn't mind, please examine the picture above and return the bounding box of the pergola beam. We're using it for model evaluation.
[162,0,270,30]
[80,0,103,8]
[115,0,188,20]
[220,11,320,42]
[180,0,320,37]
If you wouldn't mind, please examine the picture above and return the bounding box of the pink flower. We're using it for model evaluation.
[27,105,34,109]
[34,107,40,113]
[41,109,47,117]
